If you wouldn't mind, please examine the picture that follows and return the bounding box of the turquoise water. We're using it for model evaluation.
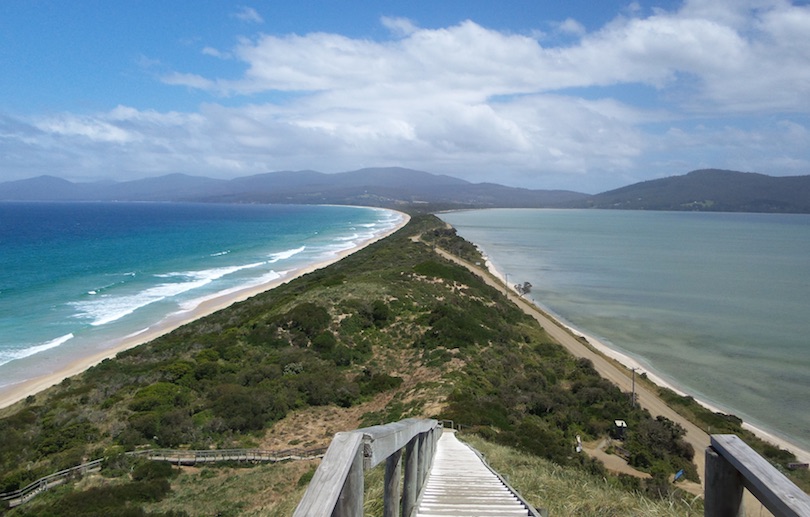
[440,209,810,452]
[0,202,403,393]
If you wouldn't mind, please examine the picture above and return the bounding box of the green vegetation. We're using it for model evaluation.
[657,386,810,491]
[0,215,709,513]
[419,224,484,263]
[442,348,698,483]
[12,457,182,517]
[579,168,810,213]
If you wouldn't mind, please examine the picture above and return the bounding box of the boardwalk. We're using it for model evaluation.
[416,431,535,517]
[2,447,325,509]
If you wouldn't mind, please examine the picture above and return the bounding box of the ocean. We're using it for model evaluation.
[439,209,810,453]
[0,202,404,396]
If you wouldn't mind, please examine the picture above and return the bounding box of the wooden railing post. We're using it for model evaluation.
[402,436,419,517]
[294,432,364,517]
[431,427,439,466]
[334,445,364,517]
[295,419,438,517]
[706,435,810,517]
[416,432,428,489]
[425,429,434,474]
[705,445,744,517]
[384,449,402,517]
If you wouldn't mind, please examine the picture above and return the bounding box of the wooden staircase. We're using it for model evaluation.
[293,419,542,517]
[416,431,536,517]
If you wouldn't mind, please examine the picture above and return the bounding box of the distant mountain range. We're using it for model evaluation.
[0,167,586,210]
[572,169,810,213]
[1,167,809,213]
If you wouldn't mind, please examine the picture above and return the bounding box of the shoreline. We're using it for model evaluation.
[483,255,810,465]
[0,210,410,411]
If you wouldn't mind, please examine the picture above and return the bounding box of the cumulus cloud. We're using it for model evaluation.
[3,2,810,190]
[168,4,810,113]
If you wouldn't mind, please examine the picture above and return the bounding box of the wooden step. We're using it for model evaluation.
[416,432,532,517]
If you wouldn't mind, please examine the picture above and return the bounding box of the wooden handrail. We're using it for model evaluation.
[705,434,810,517]
[0,446,326,508]
[294,418,441,517]
[132,446,326,464]
[0,459,104,506]
[361,418,439,469]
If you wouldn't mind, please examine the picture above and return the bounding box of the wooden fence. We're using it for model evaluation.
[0,446,325,509]
[132,446,326,466]
[705,434,810,517]
[293,417,441,517]
[0,459,104,508]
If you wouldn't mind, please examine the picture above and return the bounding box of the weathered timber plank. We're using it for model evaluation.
[416,432,533,517]
[293,432,363,517]
[384,449,402,517]
[710,435,810,517]
[403,436,419,517]
[362,418,438,469]
[705,446,744,517]
[334,446,364,517]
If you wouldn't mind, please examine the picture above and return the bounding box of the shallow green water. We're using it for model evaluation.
[440,209,810,452]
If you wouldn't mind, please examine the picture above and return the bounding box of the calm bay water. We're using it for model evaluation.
[440,209,810,452]
[0,202,403,392]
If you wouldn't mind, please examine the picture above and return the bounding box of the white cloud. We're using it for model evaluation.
[570,15,748,88]
[3,2,810,191]
[656,118,810,175]
[162,72,218,91]
[232,6,263,24]
[167,5,810,114]
[557,18,587,36]
[202,46,230,59]
[381,16,419,37]
[36,116,137,144]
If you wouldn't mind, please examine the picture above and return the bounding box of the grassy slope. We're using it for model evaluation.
[462,435,703,516]
[2,215,704,515]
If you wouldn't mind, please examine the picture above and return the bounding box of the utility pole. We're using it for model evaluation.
[630,367,639,407]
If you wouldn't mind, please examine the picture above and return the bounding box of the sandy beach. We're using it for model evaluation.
[0,211,410,411]
[3,208,807,506]
[421,242,810,515]
[481,256,810,466]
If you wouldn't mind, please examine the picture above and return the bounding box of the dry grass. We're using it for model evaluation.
[461,435,704,517]
[143,459,319,517]
[257,343,456,451]
[259,402,382,451]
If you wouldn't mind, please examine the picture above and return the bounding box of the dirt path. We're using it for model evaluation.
[426,241,772,515]
[584,439,651,479]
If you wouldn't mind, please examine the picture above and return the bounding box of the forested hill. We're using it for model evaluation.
[0,167,587,209]
[573,169,810,213]
[4,167,808,213]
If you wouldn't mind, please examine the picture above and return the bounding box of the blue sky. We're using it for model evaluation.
[1,0,809,192]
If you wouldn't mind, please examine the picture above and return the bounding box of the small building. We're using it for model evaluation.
[614,419,628,440]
